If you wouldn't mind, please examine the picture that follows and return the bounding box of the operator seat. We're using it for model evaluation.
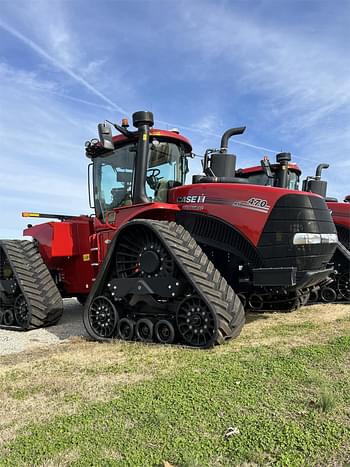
[154,179,169,202]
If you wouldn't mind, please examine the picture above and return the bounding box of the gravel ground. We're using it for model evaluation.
[0,299,87,356]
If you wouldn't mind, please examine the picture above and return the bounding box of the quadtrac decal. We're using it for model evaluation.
[176,194,270,214]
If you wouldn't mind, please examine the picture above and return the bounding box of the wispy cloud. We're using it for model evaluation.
[0,18,127,114]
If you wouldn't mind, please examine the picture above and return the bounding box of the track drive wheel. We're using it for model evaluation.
[86,296,118,339]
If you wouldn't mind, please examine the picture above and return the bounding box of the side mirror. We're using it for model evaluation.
[98,123,114,150]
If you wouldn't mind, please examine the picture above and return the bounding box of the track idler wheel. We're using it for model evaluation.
[117,318,134,340]
[87,296,118,339]
[176,295,217,348]
[14,294,30,328]
[135,318,153,342]
[154,320,175,344]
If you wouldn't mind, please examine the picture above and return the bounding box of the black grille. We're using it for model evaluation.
[258,194,337,270]
[176,212,262,266]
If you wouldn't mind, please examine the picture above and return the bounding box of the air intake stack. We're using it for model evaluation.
[302,163,329,198]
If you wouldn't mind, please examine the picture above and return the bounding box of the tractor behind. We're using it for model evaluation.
[237,157,350,302]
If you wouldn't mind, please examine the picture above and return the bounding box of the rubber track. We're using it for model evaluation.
[0,240,63,330]
[153,221,245,344]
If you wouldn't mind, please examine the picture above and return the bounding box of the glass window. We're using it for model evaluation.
[93,143,136,219]
[146,142,186,202]
[287,171,299,190]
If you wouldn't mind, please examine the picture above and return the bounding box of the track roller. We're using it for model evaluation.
[320,286,337,303]
[248,293,264,311]
[83,220,245,348]
[135,318,153,342]
[118,318,134,340]
[154,320,175,344]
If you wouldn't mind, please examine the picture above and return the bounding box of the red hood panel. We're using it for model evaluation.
[327,201,350,229]
[169,183,318,246]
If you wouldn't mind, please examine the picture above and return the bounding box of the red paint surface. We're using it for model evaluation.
[327,200,350,229]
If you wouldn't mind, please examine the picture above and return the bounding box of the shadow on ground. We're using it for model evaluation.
[46,298,87,340]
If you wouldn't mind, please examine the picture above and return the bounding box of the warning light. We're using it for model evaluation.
[121,118,129,128]
[22,212,40,217]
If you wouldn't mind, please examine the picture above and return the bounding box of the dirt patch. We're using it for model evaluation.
[0,299,87,356]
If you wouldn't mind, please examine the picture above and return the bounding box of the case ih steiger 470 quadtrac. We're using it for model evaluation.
[237,158,350,303]
[0,111,339,347]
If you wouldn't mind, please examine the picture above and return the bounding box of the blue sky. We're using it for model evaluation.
[0,0,349,238]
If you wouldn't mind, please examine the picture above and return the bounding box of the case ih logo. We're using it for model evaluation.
[177,195,207,204]
[232,198,270,213]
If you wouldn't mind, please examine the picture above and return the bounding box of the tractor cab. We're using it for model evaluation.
[85,112,192,221]
[236,157,301,190]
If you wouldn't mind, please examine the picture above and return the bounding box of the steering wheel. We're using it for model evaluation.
[147,168,161,177]
[146,168,163,190]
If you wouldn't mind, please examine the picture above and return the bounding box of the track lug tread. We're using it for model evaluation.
[0,240,63,330]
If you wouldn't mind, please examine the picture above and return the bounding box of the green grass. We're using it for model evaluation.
[1,334,350,467]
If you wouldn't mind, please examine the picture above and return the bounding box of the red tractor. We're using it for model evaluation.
[237,157,350,302]
[0,111,338,347]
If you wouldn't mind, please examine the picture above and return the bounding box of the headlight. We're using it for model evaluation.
[320,233,338,244]
[293,233,338,245]
[293,233,321,245]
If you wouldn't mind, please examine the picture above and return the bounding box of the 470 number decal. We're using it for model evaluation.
[247,198,268,208]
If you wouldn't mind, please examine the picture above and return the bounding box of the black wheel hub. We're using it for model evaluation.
[139,250,161,274]
[176,295,217,347]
